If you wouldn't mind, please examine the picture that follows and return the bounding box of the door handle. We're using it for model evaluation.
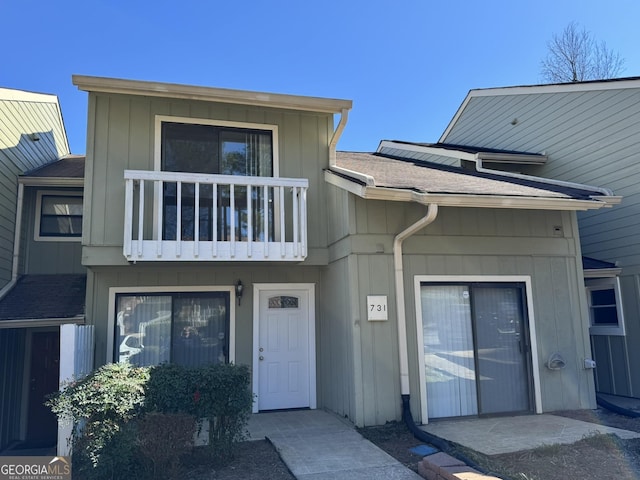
[259,356,264,361]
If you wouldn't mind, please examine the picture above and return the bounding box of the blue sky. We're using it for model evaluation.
[3,0,639,155]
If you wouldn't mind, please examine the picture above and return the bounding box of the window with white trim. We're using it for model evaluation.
[156,117,277,242]
[586,277,625,336]
[35,191,83,241]
[115,291,230,366]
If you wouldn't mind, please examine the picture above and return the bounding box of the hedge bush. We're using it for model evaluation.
[47,362,149,479]
[49,361,254,478]
[145,362,253,459]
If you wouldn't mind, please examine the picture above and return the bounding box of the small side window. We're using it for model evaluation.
[35,191,83,241]
[586,278,625,336]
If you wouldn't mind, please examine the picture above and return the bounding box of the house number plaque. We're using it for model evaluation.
[367,295,388,321]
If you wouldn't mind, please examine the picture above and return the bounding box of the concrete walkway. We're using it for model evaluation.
[420,413,640,455]
[248,409,422,479]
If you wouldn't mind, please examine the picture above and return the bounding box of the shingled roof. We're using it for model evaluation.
[334,151,602,200]
[21,155,85,179]
[0,274,86,325]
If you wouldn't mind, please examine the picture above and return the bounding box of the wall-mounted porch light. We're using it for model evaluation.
[235,280,244,306]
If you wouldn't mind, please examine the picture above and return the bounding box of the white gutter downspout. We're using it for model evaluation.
[329,108,350,167]
[0,183,24,300]
[394,203,438,395]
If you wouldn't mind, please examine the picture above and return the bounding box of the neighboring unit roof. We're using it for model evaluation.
[582,256,622,278]
[379,140,548,165]
[327,151,618,211]
[19,155,85,186]
[0,274,86,328]
[72,75,353,114]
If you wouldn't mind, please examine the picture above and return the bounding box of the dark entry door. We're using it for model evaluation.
[26,331,60,446]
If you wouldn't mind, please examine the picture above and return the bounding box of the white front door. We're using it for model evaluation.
[253,284,316,412]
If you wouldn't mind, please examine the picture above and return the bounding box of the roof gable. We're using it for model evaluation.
[440,77,640,147]
[0,88,70,172]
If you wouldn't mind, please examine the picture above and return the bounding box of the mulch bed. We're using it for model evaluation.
[181,409,640,480]
[359,410,640,480]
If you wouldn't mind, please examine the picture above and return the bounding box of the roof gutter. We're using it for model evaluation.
[0,183,24,300]
[474,157,621,206]
[324,170,615,211]
[394,204,439,395]
[329,108,350,167]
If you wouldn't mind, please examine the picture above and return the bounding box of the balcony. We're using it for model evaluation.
[123,170,308,262]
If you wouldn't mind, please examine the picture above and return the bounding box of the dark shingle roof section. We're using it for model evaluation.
[583,256,617,270]
[0,274,86,321]
[335,151,603,200]
[385,140,545,158]
[22,155,85,178]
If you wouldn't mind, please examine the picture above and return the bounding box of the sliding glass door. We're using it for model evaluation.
[421,282,532,419]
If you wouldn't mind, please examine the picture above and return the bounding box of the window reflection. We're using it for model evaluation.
[115,292,229,367]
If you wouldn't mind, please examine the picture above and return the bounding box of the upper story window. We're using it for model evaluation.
[586,277,625,336]
[155,117,278,242]
[35,191,83,241]
[161,120,274,177]
[156,116,278,177]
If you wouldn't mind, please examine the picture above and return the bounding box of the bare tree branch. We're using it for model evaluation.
[540,22,625,83]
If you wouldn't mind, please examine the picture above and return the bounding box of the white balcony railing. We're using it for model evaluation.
[123,170,308,262]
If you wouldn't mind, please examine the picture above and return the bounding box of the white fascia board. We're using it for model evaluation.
[440,78,640,142]
[0,316,85,329]
[584,268,622,278]
[378,140,476,161]
[363,186,609,211]
[476,152,547,165]
[0,88,59,103]
[72,75,353,114]
[19,177,84,187]
[589,195,622,207]
[328,165,375,186]
[324,170,368,197]
[325,171,612,211]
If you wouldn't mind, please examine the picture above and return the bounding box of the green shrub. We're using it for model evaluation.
[48,361,253,477]
[145,362,253,459]
[144,363,196,414]
[193,363,253,458]
[137,412,196,479]
[47,362,149,479]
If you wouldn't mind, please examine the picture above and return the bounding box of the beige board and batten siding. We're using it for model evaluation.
[0,89,70,286]
[327,187,594,426]
[441,82,640,398]
[81,91,335,266]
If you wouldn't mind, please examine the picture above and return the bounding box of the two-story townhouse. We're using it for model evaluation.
[0,88,85,454]
[436,77,640,403]
[71,75,620,437]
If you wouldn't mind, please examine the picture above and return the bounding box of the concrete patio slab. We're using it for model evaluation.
[420,413,640,455]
